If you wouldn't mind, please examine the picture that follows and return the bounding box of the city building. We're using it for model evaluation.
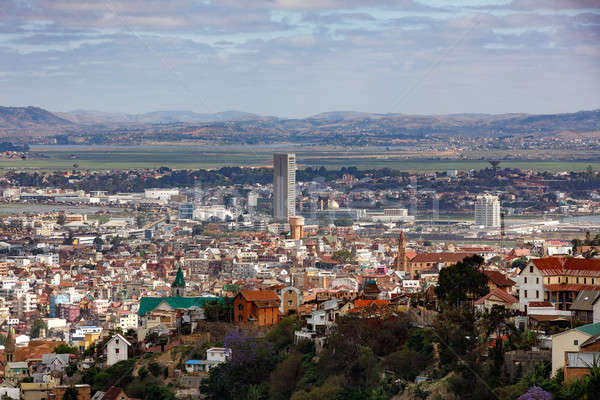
[475,194,501,228]
[273,153,296,220]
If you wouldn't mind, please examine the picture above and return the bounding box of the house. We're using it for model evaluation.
[518,258,600,311]
[570,291,600,324]
[484,270,515,294]
[474,288,520,312]
[41,353,70,373]
[21,382,55,400]
[54,384,91,400]
[551,322,600,376]
[278,286,303,315]
[105,334,131,367]
[233,290,280,326]
[564,334,600,382]
[407,252,474,279]
[91,385,129,400]
[184,347,230,373]
[5,361,28,382]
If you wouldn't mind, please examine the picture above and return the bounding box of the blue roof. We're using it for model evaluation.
[185,360,203,364]
[575,322,600,336]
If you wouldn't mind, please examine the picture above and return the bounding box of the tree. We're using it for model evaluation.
[332,249,355,265]
[54,343,79,354]
[334,218,353,227]
[30,319,48,339]
[57,214,66,225]
[435,255,489,309]
[62,386,78,400]
[145,385,176,400]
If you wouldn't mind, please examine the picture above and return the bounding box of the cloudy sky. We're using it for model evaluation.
[1,0,599,117]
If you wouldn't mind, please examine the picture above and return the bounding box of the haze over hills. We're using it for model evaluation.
[1,105,599,145]
[56,109,266,124]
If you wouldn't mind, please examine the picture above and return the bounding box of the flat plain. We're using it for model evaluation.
[0,145,598,172]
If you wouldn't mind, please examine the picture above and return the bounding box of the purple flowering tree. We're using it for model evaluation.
[517,386,552,400]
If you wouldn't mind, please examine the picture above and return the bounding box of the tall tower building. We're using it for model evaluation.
[273,153,296,220]
[395,231,407,272]
[475,194,501,228]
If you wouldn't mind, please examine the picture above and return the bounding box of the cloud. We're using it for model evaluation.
[0,0,598,116]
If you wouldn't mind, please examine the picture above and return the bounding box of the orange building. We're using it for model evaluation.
[234,290,280,326]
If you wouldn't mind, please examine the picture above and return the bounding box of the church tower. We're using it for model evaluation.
[5,327,15,363]
[171,264,186,297]
[394,232,407,272]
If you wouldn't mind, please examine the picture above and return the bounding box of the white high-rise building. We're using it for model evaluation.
[273,153,296,220]
[475,194,501,228]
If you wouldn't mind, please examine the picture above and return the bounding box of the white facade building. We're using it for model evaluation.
[475,194,501,228]
[105,334,131,366]
[515,261,545,308]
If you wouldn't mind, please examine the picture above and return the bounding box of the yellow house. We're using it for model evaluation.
[551,322,600,376]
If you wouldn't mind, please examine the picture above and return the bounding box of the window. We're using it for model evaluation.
[585,278,587,284]
[574,340,579,345]
[288,300,292,306]
[115,348,119,354]
[238,304,243,311]
[238,315,242,322]
[530,266,533,273]
[524,290,528,298]
[536,278,539,284]
[524,277,527,284]
[536,290,539,298]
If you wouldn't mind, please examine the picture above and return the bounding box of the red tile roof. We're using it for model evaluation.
[239,290,280,302]
[484,270,515,287]
[474,288,518,305]
[544,284,599,292]
[528,301,554,307]
[532,257,600,277]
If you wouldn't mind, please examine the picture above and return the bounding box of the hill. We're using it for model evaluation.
[1,106,599,144]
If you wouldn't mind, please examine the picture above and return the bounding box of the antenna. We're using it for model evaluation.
[500,211,505,255]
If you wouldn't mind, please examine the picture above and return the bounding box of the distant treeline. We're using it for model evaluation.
[4,165,599,195]
[4,166,408,194]
[0,142,29,152]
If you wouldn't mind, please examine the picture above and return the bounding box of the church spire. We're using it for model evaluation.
[171,264,186,297]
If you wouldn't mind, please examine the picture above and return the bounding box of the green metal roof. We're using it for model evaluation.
[138,296,227,316]
[172,266,185,287]
[576,322,600,336]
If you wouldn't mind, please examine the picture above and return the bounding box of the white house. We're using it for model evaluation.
[184,347,230,373]
[105,334,131,366]
[515,261,545,308]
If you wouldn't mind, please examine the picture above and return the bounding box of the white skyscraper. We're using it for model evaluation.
[475,194,501,228]
[273,153,296,220]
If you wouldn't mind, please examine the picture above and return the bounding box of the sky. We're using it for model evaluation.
[0,0,599,117]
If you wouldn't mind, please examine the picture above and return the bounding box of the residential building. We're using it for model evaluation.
[475,194,501,228]
[105,334,131,367]
[233,290,280,326]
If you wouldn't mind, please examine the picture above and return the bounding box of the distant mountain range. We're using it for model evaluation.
[55,109,267,124]
[1,105,599,144]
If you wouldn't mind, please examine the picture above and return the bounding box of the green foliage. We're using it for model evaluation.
[30,319,48,339]
[145,385,176,400]
[265,316,298,351]
[54,343,79,354]
[334,218,353,227]
[204,299,233,322]
[384,349,430,381]
[148,361,163,377]
[435,255,489,309]
[331,249,355,264]
[62,386,78,400]
[138,366,148,379]
[269,352,304,400]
